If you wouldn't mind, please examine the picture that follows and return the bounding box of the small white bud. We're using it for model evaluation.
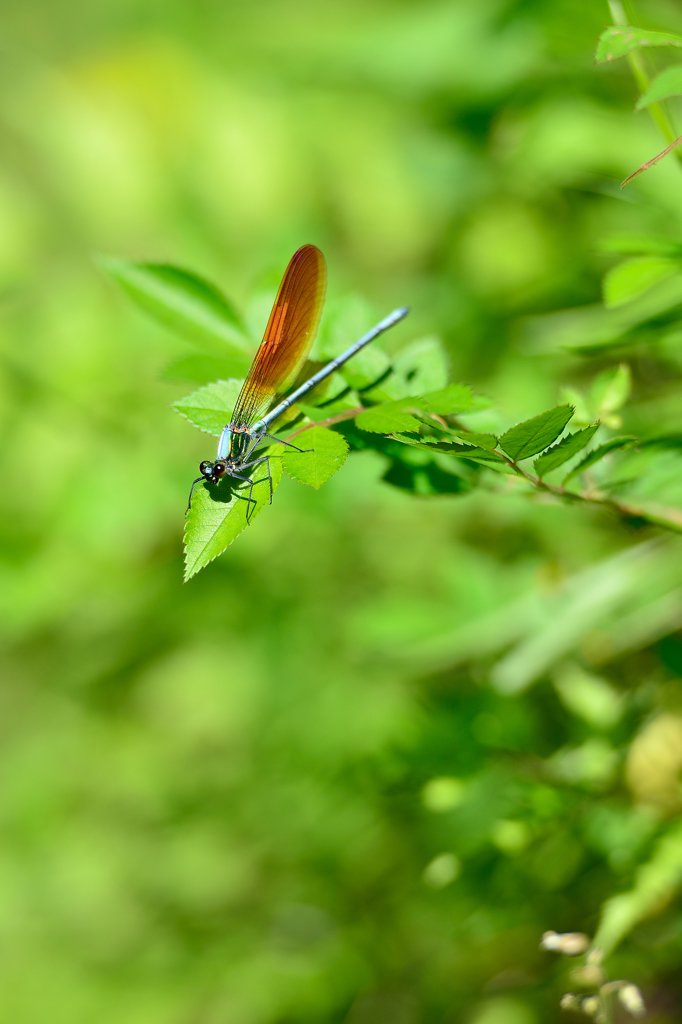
[560,993,581,1011]
[541,930,590,955]
[571,965,605,988]
[618,984,645,1018]
[581,995,600,1017]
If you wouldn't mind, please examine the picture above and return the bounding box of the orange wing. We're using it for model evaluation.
[231,245,327,427]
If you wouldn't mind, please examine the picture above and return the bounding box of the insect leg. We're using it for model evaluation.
[261,431,312,454]
[186,476,205,515]
[237,456,272,503]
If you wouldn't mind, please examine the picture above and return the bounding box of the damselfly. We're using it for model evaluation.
[190,245,409,517]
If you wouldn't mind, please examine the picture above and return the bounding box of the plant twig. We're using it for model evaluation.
[608,0,682,185]
[621,132,682,187]
[285,406,365,440]
[289,410,682,536]
[503,453,682,533]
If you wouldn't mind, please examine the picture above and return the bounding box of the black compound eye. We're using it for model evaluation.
[200,461,213,476]
[213,462,226,478]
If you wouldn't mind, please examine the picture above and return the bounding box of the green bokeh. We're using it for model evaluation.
[1,0,682,1021]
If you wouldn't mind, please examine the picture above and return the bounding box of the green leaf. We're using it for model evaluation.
[100,256,250,359]
[355,384,475,434]
[339,343,391,390]
[603,256,680,308]
[417,384,475,415]
[390,336,449,397]
[393,434,506,464]
[356,403,422,433]
[499,405,574,461]
[533,424,599,477]
[636,64,682,108]
[599,234,682,257]
[563,436,637,483]
[591,364,631,417]
[594,818,682,957]
[173,380,243,435]
[282,426,349,489]
[184,456,282,580]
[595,26,682,63]
[451,431,499,450]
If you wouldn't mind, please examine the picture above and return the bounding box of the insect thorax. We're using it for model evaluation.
[228,426,258,464]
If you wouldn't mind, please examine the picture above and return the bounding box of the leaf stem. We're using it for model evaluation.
[608,0,682,170]
[288,411,682,535]
[285,406,366,440]
[502,454,682,533]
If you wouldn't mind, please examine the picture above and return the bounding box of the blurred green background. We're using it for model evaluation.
[2,0,682,1021]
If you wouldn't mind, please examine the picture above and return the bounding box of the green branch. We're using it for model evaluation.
[608,0,682,169]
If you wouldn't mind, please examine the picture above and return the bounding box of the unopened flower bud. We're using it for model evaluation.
[571,965,606,988]
[618,984,645,1018]
[541,930,590,955]
[560,993,581,1011]
[581,995,600,1017]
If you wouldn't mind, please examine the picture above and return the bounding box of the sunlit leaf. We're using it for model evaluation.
[591,364,631,417]
[282,426,349,489]
[417,384,475,415]
[595,26,682,63]
[356,403,422,433]
[184,456,282,580]
[100,256,250,359]
[499,405,574,461]
[563,436,637,483]
[393,434,506,464]
[451,431,499,450]
[173,380,242,435]
[636,65,682,108]
[390,336,449,397]
[594,818,682,956]
[356,384,474,434]
[603,257,680,308]
[533,424,599,477]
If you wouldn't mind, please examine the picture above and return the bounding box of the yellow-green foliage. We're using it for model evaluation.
[2,1,682,1022]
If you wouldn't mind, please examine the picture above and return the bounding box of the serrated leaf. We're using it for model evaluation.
[499,405,574,461]
[100,256,250,359]
[596,26,682,63]
[355,384,474,434]
[282,426,349,489]
[533,424,599,477]
[636,64,682,108]
[563,436,638,483]
[184,456,282,580]
[417,384,475,415]
[591,364,631,416]
[392,434,505,463]
[356,403,422,433]
[603,257,680,308]
[451,431,499,450]
[173,380,243,435]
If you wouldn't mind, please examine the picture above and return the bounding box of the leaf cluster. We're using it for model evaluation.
[596,20,682,188]
[103,256,665,580]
